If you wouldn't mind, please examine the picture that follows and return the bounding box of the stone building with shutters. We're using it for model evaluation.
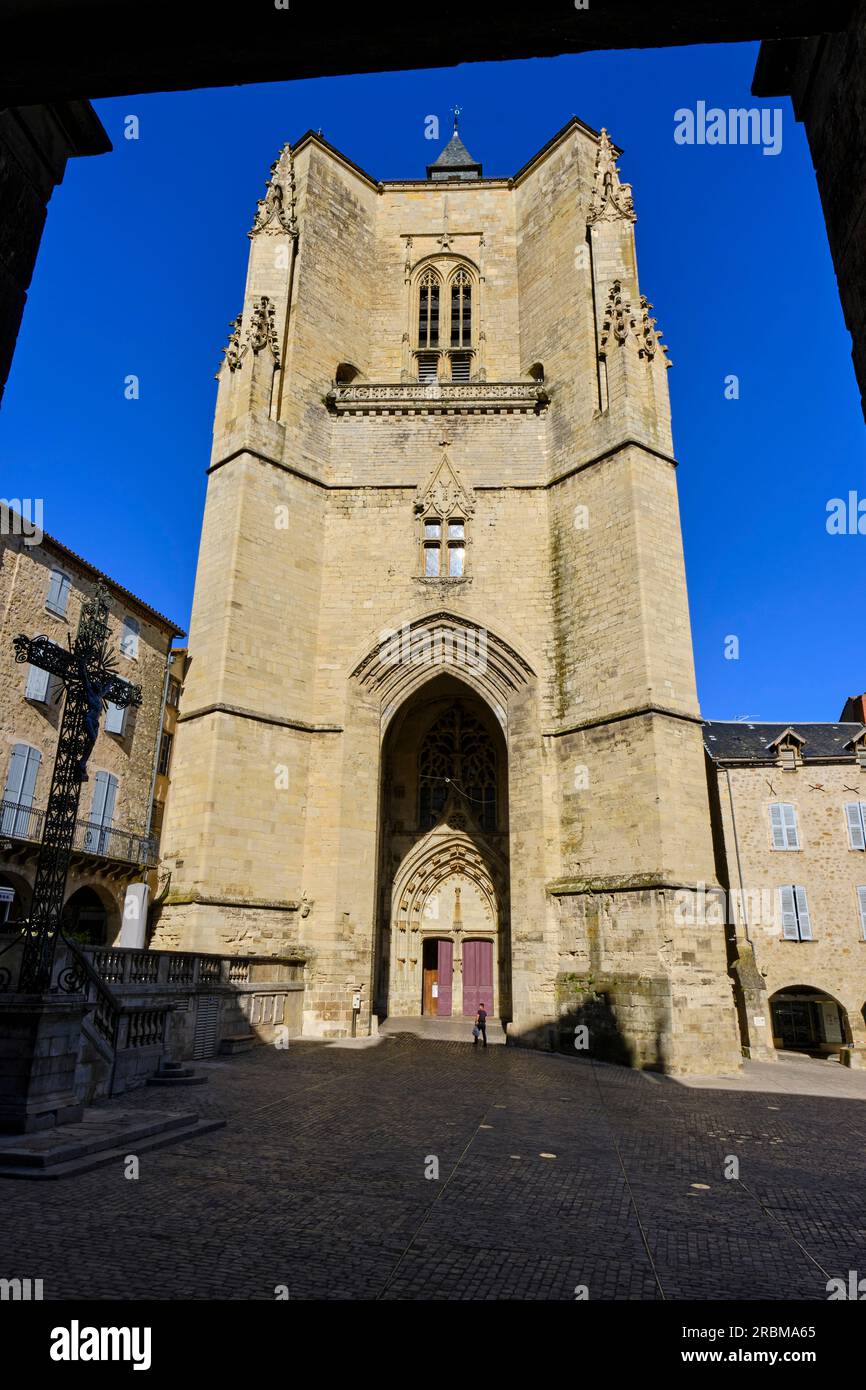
[0,508,184,942]
[152,115,749,1075]
[704,717,866,1065]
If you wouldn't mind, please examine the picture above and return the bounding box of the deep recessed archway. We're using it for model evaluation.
[374,672,510,1023]
[769,984,851,1055]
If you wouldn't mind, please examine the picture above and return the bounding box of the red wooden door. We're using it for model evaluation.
[437,939,453,1017]
[462,939,493,1017]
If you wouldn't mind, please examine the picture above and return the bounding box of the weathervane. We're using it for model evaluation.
[451,105,462,133]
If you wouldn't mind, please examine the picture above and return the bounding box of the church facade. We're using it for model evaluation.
[153,117,744,1074]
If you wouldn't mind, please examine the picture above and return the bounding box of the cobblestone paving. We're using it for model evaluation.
[5,1038,866,1301]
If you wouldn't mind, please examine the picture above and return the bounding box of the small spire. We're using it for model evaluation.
[427,111,482,181]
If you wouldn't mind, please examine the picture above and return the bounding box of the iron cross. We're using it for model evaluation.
[10,581,142,992]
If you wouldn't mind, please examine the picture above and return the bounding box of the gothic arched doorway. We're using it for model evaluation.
[375,674,510,1022]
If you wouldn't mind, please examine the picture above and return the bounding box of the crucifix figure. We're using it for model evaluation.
[10,581,142,992]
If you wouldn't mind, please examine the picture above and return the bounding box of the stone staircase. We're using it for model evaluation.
[146,1059,207,1087]
[0,1107,224,1179]
[379,1015,507,1045]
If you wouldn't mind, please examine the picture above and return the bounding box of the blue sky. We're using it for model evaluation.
[1,43,863,721]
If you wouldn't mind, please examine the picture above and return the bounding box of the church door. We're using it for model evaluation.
[463,939,493,1017]
[422,938,453,1017]
[437,939,453,1017]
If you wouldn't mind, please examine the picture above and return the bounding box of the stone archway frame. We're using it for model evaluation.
[388,817,508,1019]
[349,608,536,740]
[768,982,854,1048]
[350,608,536,1024]
[62,880,123,946]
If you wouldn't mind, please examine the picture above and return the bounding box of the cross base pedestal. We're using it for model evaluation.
[0,994,87,1134]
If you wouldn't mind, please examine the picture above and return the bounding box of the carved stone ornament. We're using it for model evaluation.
[219,313,244,376]
[599,280,635,356]
[588,128,636,225]
[415,451,475,518]
[638,295,672,367]
[247,296,281,366]
[599,281,672,368]
[249,144,298,238]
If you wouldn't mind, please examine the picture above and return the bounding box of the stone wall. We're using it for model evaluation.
[710,757,866,1056]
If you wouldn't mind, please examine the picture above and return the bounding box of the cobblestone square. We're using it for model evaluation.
[5,1037,866,1301]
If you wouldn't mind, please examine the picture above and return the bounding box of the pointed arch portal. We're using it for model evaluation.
[374,672,511,1022]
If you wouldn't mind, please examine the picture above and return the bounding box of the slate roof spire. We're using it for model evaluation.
[427,107,482,180]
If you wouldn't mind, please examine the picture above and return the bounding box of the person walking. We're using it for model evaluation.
[474,1002,488,1048]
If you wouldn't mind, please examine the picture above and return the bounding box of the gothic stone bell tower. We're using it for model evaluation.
[154,116,742,1075]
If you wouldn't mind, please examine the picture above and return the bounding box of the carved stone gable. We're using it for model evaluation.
[415,451,475,518]
[249,143,298,239]
[588,128,636,225]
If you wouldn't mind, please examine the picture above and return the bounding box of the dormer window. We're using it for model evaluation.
[768,728,805,771]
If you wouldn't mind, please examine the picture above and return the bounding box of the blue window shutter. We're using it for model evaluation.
[2,745,40,836]
[103,775,118,826]
[25,665,50,702]
[46,568,71,616]
[858,887,866,940]
[20,747,41,806]
[3,744,29,803]
[90,771,110,826]
[88,771,117,854]
[769,804,785,849]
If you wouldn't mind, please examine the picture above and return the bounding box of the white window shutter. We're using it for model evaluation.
[104,701,126,735]
[794,886,812,940]
[858,887,866,940]
[120,617,140,658]
[779,886,799,939]
[846,803,866,850]
[782,803,800,849]
[25,665,50,702]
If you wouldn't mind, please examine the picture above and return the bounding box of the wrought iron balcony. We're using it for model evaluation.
[0,799,156,867]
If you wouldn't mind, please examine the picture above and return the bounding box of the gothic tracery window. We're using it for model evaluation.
[418,269,440,350]
[450,267,472,348]
[419,704,497,831]
[412,259,477,381]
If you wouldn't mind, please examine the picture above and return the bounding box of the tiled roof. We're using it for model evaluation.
[0,507,185,637]
[704,720,865,762]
